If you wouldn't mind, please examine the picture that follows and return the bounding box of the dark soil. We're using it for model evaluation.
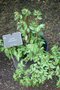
[0,0,60,90]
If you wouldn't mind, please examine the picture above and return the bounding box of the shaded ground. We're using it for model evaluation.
[0,0,60,90]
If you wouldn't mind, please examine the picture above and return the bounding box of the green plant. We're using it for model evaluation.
[13,9,60,87]
[51,46,60,87]
[0,8,45,61]
[13,45,60,87]
[0,9,60,87]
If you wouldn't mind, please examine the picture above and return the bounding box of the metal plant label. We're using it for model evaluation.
[2,32,23,48]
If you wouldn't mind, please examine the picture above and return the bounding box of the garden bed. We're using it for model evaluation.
[0,0,60,90]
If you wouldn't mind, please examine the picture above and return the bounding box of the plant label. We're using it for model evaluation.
[2,32,23,48]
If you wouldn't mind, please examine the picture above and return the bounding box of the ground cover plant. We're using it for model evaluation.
[0,8,60,88]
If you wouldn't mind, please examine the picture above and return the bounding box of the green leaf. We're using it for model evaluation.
[22,8,31,16]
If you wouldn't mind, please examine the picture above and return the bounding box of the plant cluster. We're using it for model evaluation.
[0,9,60,87]
[13,45,60,87]
[0,8,45,61]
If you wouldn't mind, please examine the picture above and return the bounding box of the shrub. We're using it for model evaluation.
[12,9,60,87]
[0,8,45,61]
[13,45,60,87]
[0,8,60,87]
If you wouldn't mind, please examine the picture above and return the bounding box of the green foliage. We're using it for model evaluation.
[0,8,45,60]
[51,46,60,87]
[0,8,60,87]
[13,9,60,87]
[13,45,60,87]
